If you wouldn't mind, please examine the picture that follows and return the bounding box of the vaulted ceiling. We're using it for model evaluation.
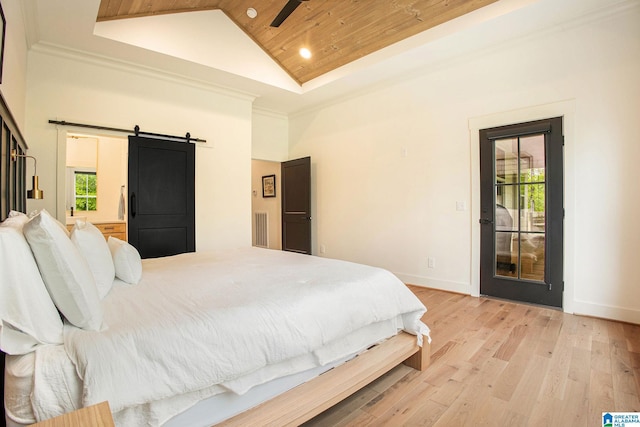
[96,0,499,85]
[25,0,614,113]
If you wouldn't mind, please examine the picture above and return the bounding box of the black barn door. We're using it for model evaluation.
[281,156,311,254]
[128,136,195,259]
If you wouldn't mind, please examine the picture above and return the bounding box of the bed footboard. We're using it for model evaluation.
[218,331,430,426]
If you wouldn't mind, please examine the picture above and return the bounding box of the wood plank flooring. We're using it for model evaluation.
[303,286,640,426]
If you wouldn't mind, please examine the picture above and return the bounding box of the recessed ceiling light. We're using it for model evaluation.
[246,8,257,19]
[299,47,312,59]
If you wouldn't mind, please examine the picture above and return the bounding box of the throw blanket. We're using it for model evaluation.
[61,248,429,413]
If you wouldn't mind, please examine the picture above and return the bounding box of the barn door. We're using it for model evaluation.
[128,136,195,258]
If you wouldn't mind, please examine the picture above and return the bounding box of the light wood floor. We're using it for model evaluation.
[303,286,640,426]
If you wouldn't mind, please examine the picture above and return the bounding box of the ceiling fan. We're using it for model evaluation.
[270,0,310,27]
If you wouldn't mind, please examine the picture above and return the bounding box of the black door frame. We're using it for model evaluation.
[479,117,564,308]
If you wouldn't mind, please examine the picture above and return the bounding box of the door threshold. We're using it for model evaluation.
[479,294,563,311]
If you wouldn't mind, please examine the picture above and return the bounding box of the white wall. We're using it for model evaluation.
[25,48,254,251]
[289,6,640,323]
[250,109,287,250]
[66,136,98,168]
[251,160,282,250]
[94,136,128,222]
[0,0,29,130]
[252,108,289,162]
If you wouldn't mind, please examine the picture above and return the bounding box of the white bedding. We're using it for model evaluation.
[9,318,403,426]
[24,247,429,425]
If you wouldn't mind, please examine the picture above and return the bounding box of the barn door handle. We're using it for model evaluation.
[130,193,136,218]
[479,218,493,225]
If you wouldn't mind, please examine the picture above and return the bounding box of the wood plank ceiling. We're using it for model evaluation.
[97,0,499,85]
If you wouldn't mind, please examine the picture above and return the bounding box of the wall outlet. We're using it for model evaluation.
[320,244,326,254]
[428,257,435,268]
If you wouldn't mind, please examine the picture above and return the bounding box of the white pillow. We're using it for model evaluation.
[28,209,70,236]
[23,209,104,331]
[70,220,115,299]
[108,237,142,285]
[0,224,64,354]
[2,211,30,231]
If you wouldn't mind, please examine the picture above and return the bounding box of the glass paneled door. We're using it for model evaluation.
[479,118,563,308]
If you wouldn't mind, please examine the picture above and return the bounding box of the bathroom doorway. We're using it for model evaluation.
[63,132,128,240]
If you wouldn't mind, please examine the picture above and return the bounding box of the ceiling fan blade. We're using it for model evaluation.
[270,0,305,27]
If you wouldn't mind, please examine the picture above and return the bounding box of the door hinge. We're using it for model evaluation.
[548,283,552,291]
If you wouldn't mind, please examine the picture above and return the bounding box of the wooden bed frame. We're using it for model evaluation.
[0,89,430,426]
[220,332,430,426]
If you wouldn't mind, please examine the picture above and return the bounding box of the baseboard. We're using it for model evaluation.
[394,273,471,295]
[396,272,640,325]
[571,300,640,325]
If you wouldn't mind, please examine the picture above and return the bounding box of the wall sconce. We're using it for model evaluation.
[10,149,44,199]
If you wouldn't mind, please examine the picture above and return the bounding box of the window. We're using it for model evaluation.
[75,171,97,211]
[67,169,97,211]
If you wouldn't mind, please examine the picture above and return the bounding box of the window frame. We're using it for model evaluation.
[66,167,97,212]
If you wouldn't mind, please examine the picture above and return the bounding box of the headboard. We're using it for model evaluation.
[1,93,28,220]
[1,91,29,427]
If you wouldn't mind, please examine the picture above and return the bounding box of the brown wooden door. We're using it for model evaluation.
[281,156,311,254]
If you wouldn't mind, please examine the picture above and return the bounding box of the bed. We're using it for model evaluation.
[0,95,430,427]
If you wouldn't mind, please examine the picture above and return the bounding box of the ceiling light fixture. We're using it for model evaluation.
[299,47,312,59]
[246,8,258,19]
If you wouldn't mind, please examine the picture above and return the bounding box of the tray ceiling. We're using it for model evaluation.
[97,0,499,86]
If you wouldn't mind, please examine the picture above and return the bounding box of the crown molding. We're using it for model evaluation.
[29,42,260,103]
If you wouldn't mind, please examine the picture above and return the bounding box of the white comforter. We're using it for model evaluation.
[52,248,428,419]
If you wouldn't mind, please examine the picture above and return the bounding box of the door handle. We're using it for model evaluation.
[479,218,493,225]
[130,193,136,218]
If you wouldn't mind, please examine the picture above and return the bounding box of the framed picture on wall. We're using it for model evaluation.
[262,174,276,198]
[0,1,5,84]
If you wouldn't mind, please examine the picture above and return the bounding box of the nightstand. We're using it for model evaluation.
[31,402,114,427]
